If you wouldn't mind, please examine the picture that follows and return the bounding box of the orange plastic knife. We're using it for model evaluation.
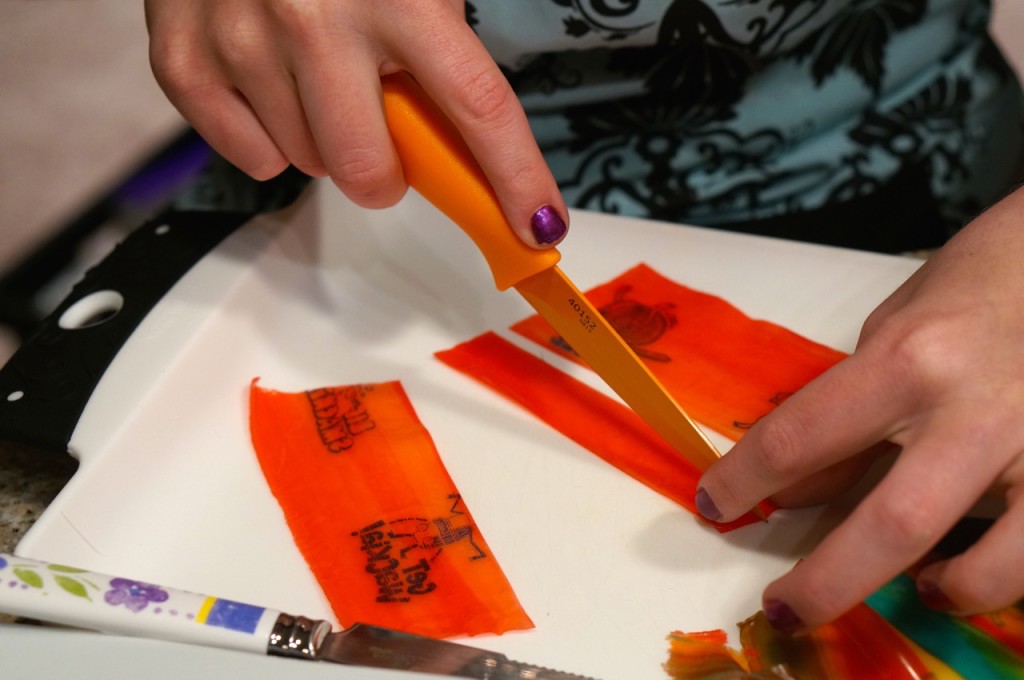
[381,72,721,472]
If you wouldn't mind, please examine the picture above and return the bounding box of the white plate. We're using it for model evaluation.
[14,181,922,679]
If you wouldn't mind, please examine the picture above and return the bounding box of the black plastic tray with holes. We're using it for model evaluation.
[0,209,252,454]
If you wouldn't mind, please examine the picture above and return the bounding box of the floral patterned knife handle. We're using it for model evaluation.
[0,554,605,680]
[0,553,328,658]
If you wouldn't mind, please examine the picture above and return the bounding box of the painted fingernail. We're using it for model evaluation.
[917,580,955,611]
[764,599,803,636]
[695,487,721,521]
[530,206,567,245]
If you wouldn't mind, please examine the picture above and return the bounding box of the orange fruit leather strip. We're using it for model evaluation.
[734,603,935,678]
[664,629,751,678]
[820,602,936,678]
[435,332,769,532]
[511,264,847,441]
[964,606,1024,659]
[248,379,533,638]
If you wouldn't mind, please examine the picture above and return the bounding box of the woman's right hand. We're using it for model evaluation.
[144,0,567,246]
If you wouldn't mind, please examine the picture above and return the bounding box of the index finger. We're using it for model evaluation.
[388,13,568,248]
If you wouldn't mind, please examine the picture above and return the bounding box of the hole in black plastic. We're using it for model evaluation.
[6,390,23,402]
[58,290,125,329]
[155,224,171,236]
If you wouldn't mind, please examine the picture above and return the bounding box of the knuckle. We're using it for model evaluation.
[873,488,940,549]
[867,315,962,395]
[148,36,200,96]
[268,0,326,44]
[216,20,263,66]
[751,416,807,480]
[328,147,402,205]
[892,325,949,376]
[204,2,275,67]
[451,66,516,129]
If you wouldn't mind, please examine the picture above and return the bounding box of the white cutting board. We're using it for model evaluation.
[14,181,923,680]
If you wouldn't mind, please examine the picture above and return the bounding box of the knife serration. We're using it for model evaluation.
[514,266,721,471]
[318,623,601,680]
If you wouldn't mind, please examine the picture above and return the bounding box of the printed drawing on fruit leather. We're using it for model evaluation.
[512,263,847,441]
[550,284,676,363]
[249,379,533,638]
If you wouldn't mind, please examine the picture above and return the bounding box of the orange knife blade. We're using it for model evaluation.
[381,72,721,472]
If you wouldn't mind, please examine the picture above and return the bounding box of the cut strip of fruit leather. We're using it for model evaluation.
[964,607,1024,660]
[248,378,533,639]
[666,602,959,679]
[820,603,940,678]
[737,604,943,679]
[867,573,1024,679]
[511,263,847,441]
[435,332,771,531]
[664,629,751,678]
[665,605,940,679]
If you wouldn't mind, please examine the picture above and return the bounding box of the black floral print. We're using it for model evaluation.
[470,0,1024,249]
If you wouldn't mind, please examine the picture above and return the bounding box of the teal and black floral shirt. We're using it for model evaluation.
[470,0,1024,250]
[183,1,1024,251]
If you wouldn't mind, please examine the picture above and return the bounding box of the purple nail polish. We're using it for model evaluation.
[917,580,956,611]
[694,487,721,521]
[764,599,803,636]
[530,206,566,245]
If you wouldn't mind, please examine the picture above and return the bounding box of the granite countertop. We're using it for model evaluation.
[0,443,75,552]
[0,443,78,623]
[1,2,181,627]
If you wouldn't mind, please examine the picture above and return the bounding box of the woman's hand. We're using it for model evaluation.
[144,0,567,246]
[696,185,1024,633]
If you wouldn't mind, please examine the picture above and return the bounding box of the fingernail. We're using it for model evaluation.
[764,599,803,636]
[695,487,721,521]
[917,580,955,611]
[530,206,567,245]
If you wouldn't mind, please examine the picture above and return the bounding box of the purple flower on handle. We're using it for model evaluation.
[104,578,169,613]
[0,556,7,571]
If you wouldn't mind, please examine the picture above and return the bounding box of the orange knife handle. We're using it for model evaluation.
[382,72,560,291]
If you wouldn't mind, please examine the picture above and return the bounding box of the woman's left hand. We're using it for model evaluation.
[696,185,1024,633]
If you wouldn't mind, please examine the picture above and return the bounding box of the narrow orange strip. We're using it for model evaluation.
[964,606,1024,659]
[248,379,533,639]
[512,264,847,441]
[734,603,935,679]
[664,629,750,678]
[823,602,936,678]
[435,333,769,531]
